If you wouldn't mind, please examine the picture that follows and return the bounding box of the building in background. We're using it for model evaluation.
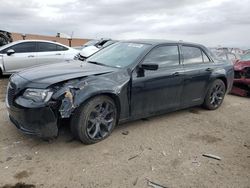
[11,32,89,47]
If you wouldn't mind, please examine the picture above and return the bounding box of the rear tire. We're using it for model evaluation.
[70,95,117,144]
[203,79,226,110]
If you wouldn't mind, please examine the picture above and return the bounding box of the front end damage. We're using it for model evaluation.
[7,71,130,139]
[231,60,250,97]
[7,78,90,138]
[6,82,59,138]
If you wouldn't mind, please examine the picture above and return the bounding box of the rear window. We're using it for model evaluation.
[38,42,57,52]
[182,46,203,64]
[57,44,68,51]
[182,46,211,64]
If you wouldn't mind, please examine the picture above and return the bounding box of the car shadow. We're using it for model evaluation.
[8,105,206,151]
[54,106,206,145]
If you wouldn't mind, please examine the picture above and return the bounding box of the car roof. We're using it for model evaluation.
[0,40,70,50]
[14,40,69,46]
[122,39,205,47]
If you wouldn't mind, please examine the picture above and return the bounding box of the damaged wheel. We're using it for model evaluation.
[70,95,117,144]
[203,79,226,110]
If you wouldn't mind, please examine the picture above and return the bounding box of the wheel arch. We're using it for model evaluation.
[71,92,121,123]
[204,75,228,100]
[216,76,228,90]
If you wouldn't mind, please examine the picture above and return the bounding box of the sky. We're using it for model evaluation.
[0,0,250,48]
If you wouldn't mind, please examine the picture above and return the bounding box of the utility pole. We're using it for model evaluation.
[22,33,26,40]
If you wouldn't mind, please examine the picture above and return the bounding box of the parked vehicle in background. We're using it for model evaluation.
[6,40,234,144]
[74,38,112,51]
[77,40,117,61]
[0,40,79,75]
[0,30,13,47]
[231,53,250,96]
[210,48,240,63]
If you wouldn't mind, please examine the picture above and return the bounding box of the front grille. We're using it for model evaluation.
[7,82,16,106]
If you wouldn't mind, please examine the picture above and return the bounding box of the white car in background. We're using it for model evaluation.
[77,40,117,61]
[0,40,79,75]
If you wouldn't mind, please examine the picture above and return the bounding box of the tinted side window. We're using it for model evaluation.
[4,42,37,53]
[143,45,179,67]
[38,42,57,52]
[56,44,68,51]
[182,46,203,64]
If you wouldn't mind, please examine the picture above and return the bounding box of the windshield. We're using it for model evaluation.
[84,40,99,46]
[102,40,116,48]
[241,53,250,61]
[87,42,150,68]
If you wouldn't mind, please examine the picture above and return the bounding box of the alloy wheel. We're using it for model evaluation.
[209,83,225,108]
[86,101,115,140]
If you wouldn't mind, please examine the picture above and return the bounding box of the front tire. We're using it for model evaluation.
[203,79,226,110]
[70,96,117,144]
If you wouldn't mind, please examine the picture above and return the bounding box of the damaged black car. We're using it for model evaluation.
[6,40,234,144]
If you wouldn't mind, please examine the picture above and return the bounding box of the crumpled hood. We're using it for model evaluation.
[17,60,116,86]
[234,60,250,71]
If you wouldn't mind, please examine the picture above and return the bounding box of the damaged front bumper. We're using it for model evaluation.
[231,67,250,97]
[6,101,58,138]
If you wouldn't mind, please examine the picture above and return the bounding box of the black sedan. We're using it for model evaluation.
[6,40,234,144]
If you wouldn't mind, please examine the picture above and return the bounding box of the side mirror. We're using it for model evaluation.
[141,63,159,71]
[7,49,15,56]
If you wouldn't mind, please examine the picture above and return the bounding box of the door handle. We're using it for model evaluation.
[172,72,180,76]
[28,55,35,58]
[55,53,61,55]
[206,68,213,72]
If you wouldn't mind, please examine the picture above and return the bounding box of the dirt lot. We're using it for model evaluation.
[0,77,249,188]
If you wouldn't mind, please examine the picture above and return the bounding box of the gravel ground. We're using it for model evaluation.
[0,77,249,188]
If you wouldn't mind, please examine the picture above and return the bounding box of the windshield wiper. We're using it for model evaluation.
[87,61,107,67]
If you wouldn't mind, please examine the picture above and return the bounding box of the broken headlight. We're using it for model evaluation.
[23,88,53,103]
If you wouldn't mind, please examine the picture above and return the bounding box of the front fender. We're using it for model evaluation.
[54,75,130,119]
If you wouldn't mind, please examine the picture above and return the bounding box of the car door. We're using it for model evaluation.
[2,42,37,73]
[131,45,184,117]
[57,44,73,60]
[36,42,66,65]
[180,45,214,106]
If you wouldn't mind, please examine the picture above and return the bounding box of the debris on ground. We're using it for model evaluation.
[128,151,143,161]
[0,182,35,188]
[25,156,32,161]
[6,157,12,162]
[151,166,155,171]
[133,177,138,186]
[122,130,129,135]
[202,154,221,161]
[146,178,168,188]
[243,143,250,149]
[128,154,140,161]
